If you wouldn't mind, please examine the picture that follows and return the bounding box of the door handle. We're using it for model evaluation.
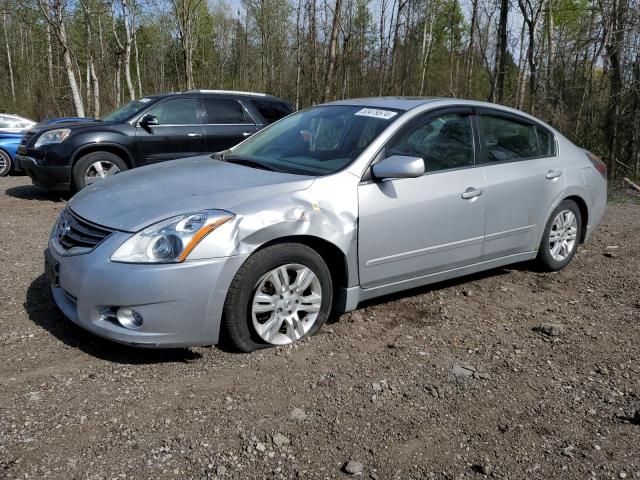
[545,170,563,180]
[242,132,254,137]
[187,132,202,138]
[461,187,485,200]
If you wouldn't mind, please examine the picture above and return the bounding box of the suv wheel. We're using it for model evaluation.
[73,151,128,190]
[222,243,333,352]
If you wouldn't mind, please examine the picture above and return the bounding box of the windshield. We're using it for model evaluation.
[101,98,156,123]
[226,105,400,175]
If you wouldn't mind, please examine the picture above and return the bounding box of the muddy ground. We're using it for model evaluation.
[0,175,639,480]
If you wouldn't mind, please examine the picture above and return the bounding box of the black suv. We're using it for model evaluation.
[18,90,293,191]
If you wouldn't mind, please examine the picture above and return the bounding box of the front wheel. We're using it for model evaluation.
[535,199,582,271]
[222,243,333,352]
[72,151,128,190]
[0,150,12,176]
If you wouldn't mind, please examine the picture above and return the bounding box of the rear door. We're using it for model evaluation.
[358,108,487,288]
[135,97,206,164]
[476,110,564,259]
[200,97,259,152]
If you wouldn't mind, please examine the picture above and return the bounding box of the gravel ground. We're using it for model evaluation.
[1,175,639,480]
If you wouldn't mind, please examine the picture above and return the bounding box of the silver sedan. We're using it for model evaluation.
[45,98,607,351]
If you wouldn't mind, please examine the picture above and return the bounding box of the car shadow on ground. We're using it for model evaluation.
[5,184,71,202]
[25,274,203,364]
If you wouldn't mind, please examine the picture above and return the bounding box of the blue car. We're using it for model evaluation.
[0,116,93,176]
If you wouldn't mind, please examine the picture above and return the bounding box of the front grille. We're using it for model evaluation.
[55,208,114,253]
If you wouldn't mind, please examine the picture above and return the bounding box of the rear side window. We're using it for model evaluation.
[202,98,248,124]
[536,125,556,156]
[478,115,539,162]
[251,100,292,124]
[148,99,198,125]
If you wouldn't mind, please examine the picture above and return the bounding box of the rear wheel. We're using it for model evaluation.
[222,243,333,352]
[72,151,128,190]
[536,199,582,271]
[0,150,12,176]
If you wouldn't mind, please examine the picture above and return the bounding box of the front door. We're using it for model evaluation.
[136,97,206,164]
[358,109,487,289]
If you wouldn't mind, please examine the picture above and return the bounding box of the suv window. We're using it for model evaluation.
[386,113,475,172]
[148,98,198,125]
[251,99,292,124]
[478,115,539,162]
[202,98,248,124]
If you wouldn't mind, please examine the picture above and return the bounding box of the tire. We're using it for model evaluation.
[222,243,333,352]
[0,149,12,177]
[72,151,128,190]
[535,199,582,272]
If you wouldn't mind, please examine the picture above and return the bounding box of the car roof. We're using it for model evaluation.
[324,96,447,111]
[150,90,286,102]
[321,96,557,130]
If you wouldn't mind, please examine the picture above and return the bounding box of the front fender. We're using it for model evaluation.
[70,141,135,167]
[189,172,361,287]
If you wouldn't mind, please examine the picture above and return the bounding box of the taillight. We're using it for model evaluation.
[586,152,607,179]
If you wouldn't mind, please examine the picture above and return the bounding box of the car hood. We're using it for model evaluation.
[69,156,315,232]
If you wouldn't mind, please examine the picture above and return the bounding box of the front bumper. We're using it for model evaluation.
[19,155,71,191]
[47,232,249,348]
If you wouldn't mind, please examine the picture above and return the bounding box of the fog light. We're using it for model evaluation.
[116,307,143,329]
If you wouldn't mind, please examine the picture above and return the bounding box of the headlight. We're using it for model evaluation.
[34,128,71,148]
[111,210,234,264]
[49,209,69,242]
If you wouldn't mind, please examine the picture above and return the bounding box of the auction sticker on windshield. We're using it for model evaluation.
[354,108,398,120]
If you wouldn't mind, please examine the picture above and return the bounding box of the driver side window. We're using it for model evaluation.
[386,113,475,172]
[147,99,198,125]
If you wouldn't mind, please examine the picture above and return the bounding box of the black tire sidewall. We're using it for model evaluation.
[72,152,128,190]
[222,243,333,352]
[537,199,582,271]
[0,150,12,176]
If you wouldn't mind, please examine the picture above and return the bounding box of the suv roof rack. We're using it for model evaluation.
[185,89,269,97]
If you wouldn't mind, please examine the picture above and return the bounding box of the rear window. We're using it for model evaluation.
[202,98,248,124]
[251,99,292,124]
[478,115,539,162]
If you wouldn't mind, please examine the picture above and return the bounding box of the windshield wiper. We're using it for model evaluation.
[224,157,279,172]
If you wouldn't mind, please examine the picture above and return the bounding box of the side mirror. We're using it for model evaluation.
[372,155,425,180]
[140,114,159,127]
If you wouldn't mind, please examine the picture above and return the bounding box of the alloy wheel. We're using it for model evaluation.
[84,160,121,185]
[251,263,322,345]
[0,150,11,176]
[549,209,578,261]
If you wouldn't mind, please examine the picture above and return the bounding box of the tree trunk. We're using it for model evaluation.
[603,0,627,174]
[464,0,479,96]
[494,0,509,103]
[133,27,142,97]
[2,12,16,105]
[40,0,85,116]
[323,0,341,102]
[419,10,435,96]
[121,0,135,101]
